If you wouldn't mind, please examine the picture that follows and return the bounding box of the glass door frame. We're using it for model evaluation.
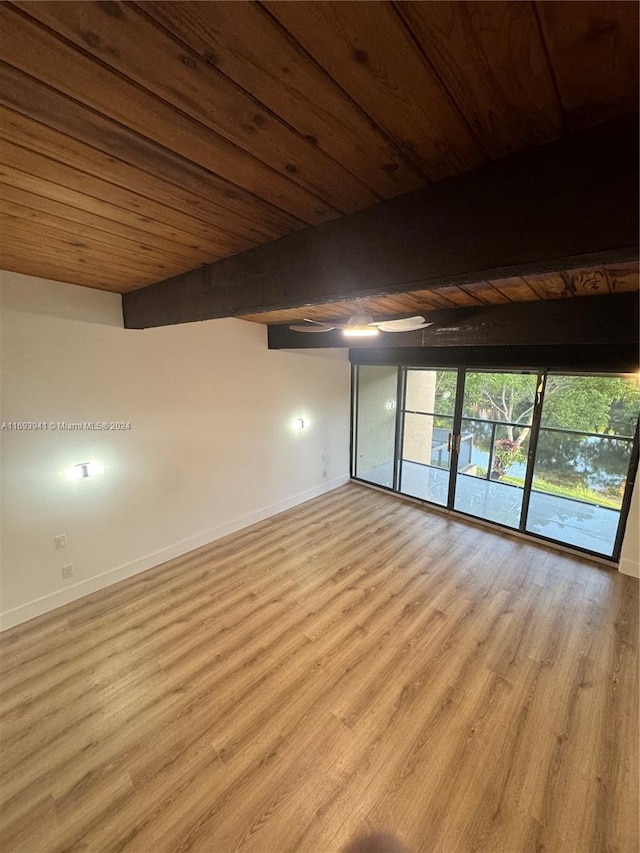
[397,365,459,502]
[350,363,640,563]
[446,367,545,534]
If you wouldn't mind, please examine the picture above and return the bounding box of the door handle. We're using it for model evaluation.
[447,432,453,452]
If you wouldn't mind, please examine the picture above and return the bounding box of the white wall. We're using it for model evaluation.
[619,480,639,578]
[0,271,350,628]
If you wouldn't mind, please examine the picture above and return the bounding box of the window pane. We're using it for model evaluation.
[400,413,452,505]
[454,371,535,529]
[405,368,456,415]
[355,366,397,488]
[403,414,453,470]
[457,419,493,478]
[541,375,640,436]
[462,371,538,425]
[400,369,457,507]
[526,372,640,557]
[532,432,632,511]
[455,421,530,480]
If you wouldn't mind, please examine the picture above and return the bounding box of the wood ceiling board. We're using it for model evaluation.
[520,272,573,300]
[536,0,639,132]
[0,169,216,267]
[0,5,337,224]
[0,105,262,256]
[137,1,425,200]
[359,294,417,315]
[427,285,486,307]
[0,238,148,290]
[241,297,384,326]
[1,213,194,281]
[0,62,306,242]
[394,289,472,310]
[488,276,542,302]
[0,140,232,256]
[377,293,429,314]
[1,200,204,272]
[523,268,613,299]
[0,256,132,291]
[12,1,378,215]
[459,282,511,305]
[0,221,189,285]
[562,267,611,297]
[396,1,564,159]
[241,288,486,325]
[264,1,486,180]
[0,184,212,269]
[605,261,640,294]
[408,290,458,310]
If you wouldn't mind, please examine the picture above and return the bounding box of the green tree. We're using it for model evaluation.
[440,372,640,444]
[435,370,640,489]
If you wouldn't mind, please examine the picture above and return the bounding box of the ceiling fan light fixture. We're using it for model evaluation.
[342,326,379,338]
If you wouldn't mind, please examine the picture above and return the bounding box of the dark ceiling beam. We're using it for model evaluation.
[267,292,640,356]
[123,116,639,329]
[349,344,639,373]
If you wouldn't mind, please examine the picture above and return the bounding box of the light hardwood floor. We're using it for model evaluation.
[0,484,638,853]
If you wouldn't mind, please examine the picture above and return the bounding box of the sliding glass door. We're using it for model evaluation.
[453,371,539,529]
[399,368,457,506]
[353,365,398,489]
[352,364,639,561]
[525,374,640,556]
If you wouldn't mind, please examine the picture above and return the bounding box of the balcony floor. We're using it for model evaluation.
[357,460,620,557]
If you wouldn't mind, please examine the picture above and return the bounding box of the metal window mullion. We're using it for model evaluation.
[448,367,466,509]
[350,363,359,479]
[393,367,406,493]
[519,371,547,532]
[613,417,640,560]
[486,421,497,482]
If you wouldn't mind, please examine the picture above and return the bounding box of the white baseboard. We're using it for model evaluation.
[0,475,349,631]
[618,557,640,579]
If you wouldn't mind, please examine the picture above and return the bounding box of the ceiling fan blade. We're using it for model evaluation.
[289,323,334,332]
[380,322,432,332]
[374,316,431,332]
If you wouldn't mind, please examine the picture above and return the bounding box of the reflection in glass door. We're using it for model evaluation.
[399,369,458,506]
[453,371,539,528]
[525,374,640,556]
[353,365,398,489]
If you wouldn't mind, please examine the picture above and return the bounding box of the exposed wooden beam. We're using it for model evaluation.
[266,292,640,362]
[349,344,639,373]
[123,117,639,329]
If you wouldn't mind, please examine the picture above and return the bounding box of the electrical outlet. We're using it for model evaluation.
[61,564,74,579]
[55,534,67,550]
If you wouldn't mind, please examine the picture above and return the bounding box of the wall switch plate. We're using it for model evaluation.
[61,564,74,579]
[55,534,67,549]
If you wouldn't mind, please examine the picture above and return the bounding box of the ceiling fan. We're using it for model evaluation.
[289,312,431,338]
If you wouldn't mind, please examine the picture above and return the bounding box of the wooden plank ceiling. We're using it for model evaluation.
[0,1,638,307]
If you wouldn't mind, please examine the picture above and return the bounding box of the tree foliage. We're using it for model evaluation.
[436,371,640,437]
[434,370,640,491]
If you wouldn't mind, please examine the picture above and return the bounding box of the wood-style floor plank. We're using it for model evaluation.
[0,484,637,852]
